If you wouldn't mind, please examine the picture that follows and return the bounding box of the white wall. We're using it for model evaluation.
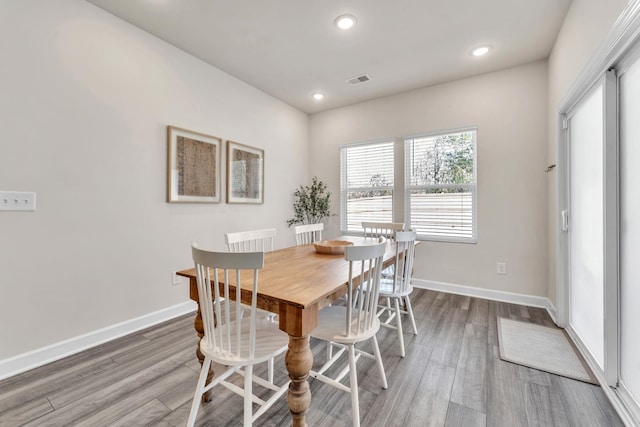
[0,0,308,361]
[546,0,629,306]
[310,61,549,297]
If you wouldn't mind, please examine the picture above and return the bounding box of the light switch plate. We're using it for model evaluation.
[0,191,36,211]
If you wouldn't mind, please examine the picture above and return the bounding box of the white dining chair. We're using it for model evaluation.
[361,221,405,277]
[294,223,324,245]
[309,237,388,427]
[361,221,404,240]
[225,228,276,253]
[188,245,290,427]
[225,227,278,381]
[377,230,418,357]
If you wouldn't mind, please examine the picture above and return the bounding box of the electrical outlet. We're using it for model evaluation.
[497,262,507,275]
[172,272,182,286]
[0,191,36,211]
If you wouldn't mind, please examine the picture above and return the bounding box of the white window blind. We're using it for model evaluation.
[340,140,394,233]
[405,128,477,242]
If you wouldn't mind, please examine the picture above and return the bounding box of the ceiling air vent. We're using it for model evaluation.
[346,74,371,85]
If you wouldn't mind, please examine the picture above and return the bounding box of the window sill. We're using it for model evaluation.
[416,235,477,244]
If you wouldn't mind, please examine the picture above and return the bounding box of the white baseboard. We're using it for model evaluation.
[0,301,197,381]
[618,382,640,427]
[413,278,557,320]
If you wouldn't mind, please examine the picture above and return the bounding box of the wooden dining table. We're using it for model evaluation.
[176,237,397,427]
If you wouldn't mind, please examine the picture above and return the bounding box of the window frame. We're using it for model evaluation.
[404,127,478,243]
[339,139,395,234]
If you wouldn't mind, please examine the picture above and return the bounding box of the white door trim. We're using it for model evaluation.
[602,69,619,387]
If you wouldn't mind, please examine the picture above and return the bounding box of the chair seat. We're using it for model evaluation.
[361,278,413,297]
[200,318,289,365]
[378,278,413,298]
[311,306,381,344]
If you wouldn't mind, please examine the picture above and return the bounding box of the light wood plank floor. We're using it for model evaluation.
[0,289,624,426]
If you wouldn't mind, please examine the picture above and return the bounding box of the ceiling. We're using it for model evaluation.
[85,0,572,114]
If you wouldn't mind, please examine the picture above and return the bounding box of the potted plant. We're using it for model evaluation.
[287,176,333,226]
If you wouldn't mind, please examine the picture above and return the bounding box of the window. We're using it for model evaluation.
[340,140,394,233]
[339,128,477,242]
[405,128,477,242]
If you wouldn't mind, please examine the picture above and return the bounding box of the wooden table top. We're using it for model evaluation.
[177,238,396,311]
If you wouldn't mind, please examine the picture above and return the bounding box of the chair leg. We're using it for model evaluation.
[326,341,333,362]
[405,295,418,335]
[371,335,388,389]
[188,357,212,427]
[268,357,274,383]
[244,364,253,427]
[347,344,360,427]
[394,298,405,358]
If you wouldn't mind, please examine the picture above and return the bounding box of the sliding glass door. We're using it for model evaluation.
[563,64,638,404]
[566,83,605,369]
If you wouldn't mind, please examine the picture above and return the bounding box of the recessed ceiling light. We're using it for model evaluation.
[334,14,357,30]
[313,93,324,101]
[471,45,491,57]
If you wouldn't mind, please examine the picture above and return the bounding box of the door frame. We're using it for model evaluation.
[558,74,617,386]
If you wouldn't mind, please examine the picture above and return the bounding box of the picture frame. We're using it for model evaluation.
[167,126,221,203]
[226,140,264,204]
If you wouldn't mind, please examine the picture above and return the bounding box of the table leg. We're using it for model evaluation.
[285,335,313,427]
[194,309,214,402]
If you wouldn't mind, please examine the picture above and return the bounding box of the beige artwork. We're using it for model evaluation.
[176,136,217,197]
[230,148,261,199]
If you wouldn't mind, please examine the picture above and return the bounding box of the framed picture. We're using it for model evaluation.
[167,126,221,203]
[226,141,264,204]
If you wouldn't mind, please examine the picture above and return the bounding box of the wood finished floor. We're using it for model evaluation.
[0,289,624,426]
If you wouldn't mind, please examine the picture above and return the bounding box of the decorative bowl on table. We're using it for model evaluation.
[313,240,354,255]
